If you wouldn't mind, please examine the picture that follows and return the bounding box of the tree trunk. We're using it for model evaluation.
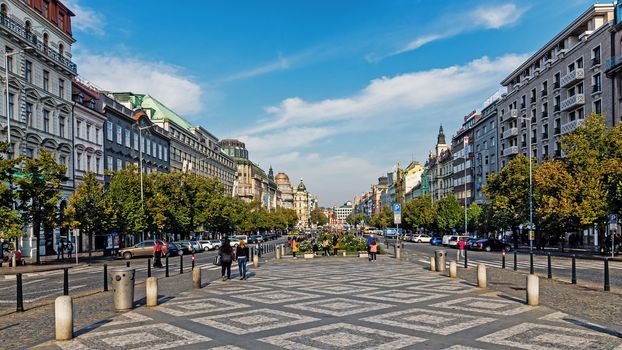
[33,215,41,264]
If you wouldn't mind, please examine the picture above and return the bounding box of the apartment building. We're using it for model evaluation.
[452,111,479,206]
[473,99,500,203]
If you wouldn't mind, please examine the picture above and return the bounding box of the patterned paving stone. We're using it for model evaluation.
[477,322,622,349]
[156,297,249,316]
[56,323,210,350]
[298,283,378,295]
[285,297,392,317]
[350,278,423,288]
[362,308,496,335]
[259,322,426,349]
[206,284,271,294]
[192,308,319,334]
[430,296,533,316]
[358,289,447,304]
[232,289,320,304]
[408,282,476,294]
[253,279,325,289]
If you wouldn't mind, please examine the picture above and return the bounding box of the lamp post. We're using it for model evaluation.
[518,116,534,254]
[135,124,154,242]
[4,47,33,147]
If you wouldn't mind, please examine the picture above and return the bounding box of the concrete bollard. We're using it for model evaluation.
[477,264,487,288]
[394,245,401,259]
[449,261,457,278]
[192,267,202,289]
[342,251,347,256]
[146,277,158,307]
[429,256,436,272]
[276,247,281,259]
[253,254,259,268]
[55,296,73,341]
[526,274,539,306]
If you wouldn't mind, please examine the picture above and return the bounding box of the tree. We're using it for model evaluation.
[107,165,146,245]
[403,195,436,232]
[434,194,462,232]
[64,172,114,256]
[370,205,392,228]
[467,202,482,234]
[0,143,22,240]
[345,213,366,227]
[16,151,67,262]
[310,208,328,226]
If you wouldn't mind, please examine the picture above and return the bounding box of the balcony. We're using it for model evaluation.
[502,127,518,139]
[561,93,585,111]
[560,68,584,88]
[507,109,518,119]
[0,13,77,74]
[503,146,519,157]
[561,118,585,135]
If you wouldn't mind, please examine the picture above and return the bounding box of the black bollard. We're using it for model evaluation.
[571,254,577,284]
[63,268,69,296]
[165,255,169,277]
[464,249,468,269]
[192,254,195,270]
[126,261,130,268]
[16,273,24,312]
[103,264,108,291]
[547,253,552,279]
[604,258,610,292]
[513,250,517,271]
[180,254,184,274]
[529,252,534,275]
[147,258,151,278]
[502,250,506,269]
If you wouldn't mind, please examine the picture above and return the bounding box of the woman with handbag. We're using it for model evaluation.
[236,240,250,280]
[219,239,234,281]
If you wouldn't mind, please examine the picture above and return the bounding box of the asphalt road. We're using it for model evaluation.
[0,240,284,315]
[398,239,622,292]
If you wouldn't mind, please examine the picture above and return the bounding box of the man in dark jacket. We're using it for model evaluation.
[219,239,234,281]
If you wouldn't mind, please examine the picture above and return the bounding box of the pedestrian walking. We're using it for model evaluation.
[57,239,65,261]
[322,238,330,256]
[367,234,374,253]
[236,240,250,280]
[332,234,338,256]
[369,239,378,262]
[66,241,74,260]
[457,238,466,261]
[153,240,164,268]
[291,238,299,259]
[219,239,234,280]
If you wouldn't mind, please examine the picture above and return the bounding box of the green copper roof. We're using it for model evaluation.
[138,95,195,131]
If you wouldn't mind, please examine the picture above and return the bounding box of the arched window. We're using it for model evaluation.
[58,43,64,56]
[43,33,49,53]
[25,20,31,32]
[0,4,7,17]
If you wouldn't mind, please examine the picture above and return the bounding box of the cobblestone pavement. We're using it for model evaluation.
[34,256,622,350]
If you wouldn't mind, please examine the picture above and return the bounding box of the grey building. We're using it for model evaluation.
[452,111,478,206]
[498,3,614,167]
[101,94,170,176]
[473,99,499,204]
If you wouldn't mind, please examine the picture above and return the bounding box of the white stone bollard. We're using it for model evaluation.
[429,257,436,272]
[527,274,539,306]
[276,246,281,259]
[477,264,487,288]
[253,254,259,268]
[55,296,73,341]
[146,277,158,307]
[192,268,202,289]
[449,261,457,278]
[394,245,401,260]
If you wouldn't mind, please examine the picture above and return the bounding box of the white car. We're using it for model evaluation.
[228,238,240,247]
[199,240,214,250]
[412,234,432,243]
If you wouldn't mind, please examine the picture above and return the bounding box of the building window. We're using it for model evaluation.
[116,125,122,145]
[163,147,168,161]
[42,0,49,18]
[59,155,66,166]
[106,121,113,141]
[592,46,601,66]
[133,132,139,151]
[43,70,49,91]
[24,102,32,126]
[86,124,91,141]
[58,13,65,31]
[25,60,32,82]
[76,153,82,170]
[58,43,64,56]
[5,47,12,72]
[96,157,101,173]
[95,128,100,144]
[124,128,130,147]
[76,120,81,138]
[594,99,602,115]
[592,73,601,93]
[116,158,122,170]
[59,115,65,138]
[106,156,113,170]
[87,155,92,171]
[43,110,50,133]
[58,78,65,98]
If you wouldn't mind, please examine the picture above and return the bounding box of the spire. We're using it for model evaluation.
[268,165,274,180]
[437,124,446,145]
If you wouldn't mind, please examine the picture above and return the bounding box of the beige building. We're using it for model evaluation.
[275,172,294,209]
[293,179,310,227]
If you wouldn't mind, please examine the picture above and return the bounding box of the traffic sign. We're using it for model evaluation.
[609,214,618,225]
[393,203,401,214]
[528,230,535,241]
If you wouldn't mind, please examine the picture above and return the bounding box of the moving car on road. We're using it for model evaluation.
[470,239,512,252]
[412,234,432,243]
[430,236,443,245]
[199,240,215,250]
[120,240,176,259]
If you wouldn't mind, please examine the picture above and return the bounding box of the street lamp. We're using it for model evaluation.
[135,124,155,242]
[4,47,33,147]
[518,116,534,254]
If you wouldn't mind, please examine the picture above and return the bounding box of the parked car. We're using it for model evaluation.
[120,240,176,259]
[174,241,195,255]
[412,234,432,243]
[430,236,443,245]
[402,234,415,242]
[228,238,240,247]
[199,240,214,251]
[189,240,204,253]
[248,235,264,244]
[471,239,512,252]
[465,237,479,249]
[209,240,222,250]
[164,241,179,256]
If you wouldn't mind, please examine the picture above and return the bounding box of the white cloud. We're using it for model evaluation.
[75,54,203,115]
[371,3,526,61]
[63,0,106,36]
[220,53,291,82]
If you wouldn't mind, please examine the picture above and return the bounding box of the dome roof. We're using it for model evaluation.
[297,178,307,191]
[275,172,289,182]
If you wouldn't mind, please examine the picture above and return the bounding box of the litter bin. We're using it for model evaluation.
[109,267,135,311]
[435,250,446,272]
[394,244,401,259]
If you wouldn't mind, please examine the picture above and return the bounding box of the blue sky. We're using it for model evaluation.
[67,0,593,206]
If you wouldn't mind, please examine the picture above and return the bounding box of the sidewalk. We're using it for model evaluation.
[34,256,622,350]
